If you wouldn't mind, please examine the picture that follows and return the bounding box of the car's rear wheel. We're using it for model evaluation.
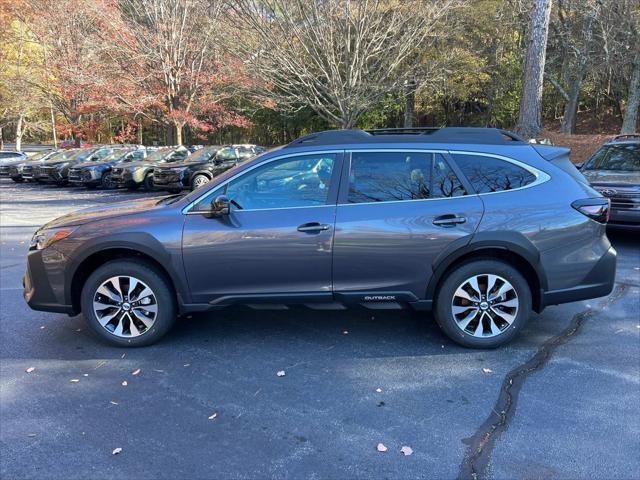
[11,177,24,183]
[80,260,176,347]
[191,174,210,190]
[434,259,531,348]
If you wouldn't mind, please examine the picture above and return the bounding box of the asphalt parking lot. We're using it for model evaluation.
[1,180,639,480]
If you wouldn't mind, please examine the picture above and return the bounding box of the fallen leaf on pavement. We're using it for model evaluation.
[400,446,413,456]
[208,413,218,420]
[110,401,118,405]
[112,447,122,455]
[183,364,190,367]
[375,388,382,393]
[121,380,128,386]
[40,326,45,330]
[95,361,107,369]
[342,330,349,335]
[131,369,141,376]
[482,368,493,374]
[276,370,286,377]
[26,367,35,373]
[121,354,126,359]
[377,443,388,452]
[27,433,37,437]
[83,374,89,377]
[70,379,80,383]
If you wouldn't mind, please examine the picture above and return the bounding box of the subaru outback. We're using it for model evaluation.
[24,128,616,348]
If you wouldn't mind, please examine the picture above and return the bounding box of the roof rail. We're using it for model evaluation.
[283,127,526,148]
[366,127,440,135]
[612,133,640,141]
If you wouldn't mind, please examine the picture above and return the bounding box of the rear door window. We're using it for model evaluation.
[347,151,465,203]
[452,153,537,193]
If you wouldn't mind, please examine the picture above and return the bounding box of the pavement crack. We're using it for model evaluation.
[457,284,627,480]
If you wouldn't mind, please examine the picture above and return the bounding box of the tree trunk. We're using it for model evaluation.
[404,80,416,128]
[138,119,143,145]
[515,0,553,139]
[15,113,24,151]
[50,102,57,148]
[621,49,640,134]
[0,126,3,150]
[560,75,585,134]
[174,121,184,145]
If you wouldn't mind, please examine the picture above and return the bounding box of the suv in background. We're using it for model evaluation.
[111,146,189,190]
[69,147,147,189]
[24,128,615,348]
[7,150,55,182]
[0,151,28,178]
[153,145,223,192]
[188,145,266,190]
[34,146,123,186]
[579,134,640,230]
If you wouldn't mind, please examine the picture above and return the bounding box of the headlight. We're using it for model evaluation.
[29,227,78,250]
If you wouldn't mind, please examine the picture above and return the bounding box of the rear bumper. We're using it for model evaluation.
[541,246,617,308]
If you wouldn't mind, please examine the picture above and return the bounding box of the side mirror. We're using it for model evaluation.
[210,195,230,216]
[575,162,584,170]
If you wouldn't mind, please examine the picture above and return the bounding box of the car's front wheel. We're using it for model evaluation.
[191,174,210,190]
[80,260,177,347]
[434,259,531,348]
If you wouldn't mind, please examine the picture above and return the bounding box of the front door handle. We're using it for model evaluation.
[433,214,467,227]
[297,222,331,233]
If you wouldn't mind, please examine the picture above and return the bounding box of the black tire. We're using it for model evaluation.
[101,172,116,190]
[11,177,24,183]
[143,172,154,191]
[191,173,211,190]
[80,259,177,347]
[434,259,531,349]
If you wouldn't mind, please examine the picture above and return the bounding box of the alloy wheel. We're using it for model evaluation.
[451,274,518,338]
[92,276,158,338]
[193,175,210,189]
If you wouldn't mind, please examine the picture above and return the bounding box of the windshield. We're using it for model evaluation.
[184,147,219,163]
[144,148,182,163]
[27,151,51,162]
[46,150,77,162]
[68,148,98,162]
[584,144,640,171]
[100,149,136,163]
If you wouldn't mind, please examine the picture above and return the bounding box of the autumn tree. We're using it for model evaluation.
[233,0,459,129]
[515,0,552,138]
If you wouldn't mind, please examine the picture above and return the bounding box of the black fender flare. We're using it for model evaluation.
[425,231,548,301]
[64,233,190,307]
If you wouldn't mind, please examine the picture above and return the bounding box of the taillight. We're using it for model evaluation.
[571,198,610,223]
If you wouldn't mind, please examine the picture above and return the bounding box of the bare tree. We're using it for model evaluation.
[233,0,459,129]
[621,32,640,134]
[515,0,553,139]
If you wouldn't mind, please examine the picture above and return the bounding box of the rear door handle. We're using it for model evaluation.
[433,214,467,227]
[297,222,331,233]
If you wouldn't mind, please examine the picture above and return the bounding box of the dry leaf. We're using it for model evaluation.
[121,380,128,386]
[400,446,413,456]
[70,379,80,383]
[110,401,118,405]
[376,443,388,452]
[482,368,493,374]
[27,433,37,437]
[76,328,82,332]
[26,367,35,373]
[375,388,383,393]
[121,353,126,359]
[342,330,349,335]
[40,326,45,330]
[83,374,89,377]
[208,412,218,420]
[131,369,141,376]
[183,364,190,367]
[112,447,122,455]
[276,370,286,377]
[95,361,107,369]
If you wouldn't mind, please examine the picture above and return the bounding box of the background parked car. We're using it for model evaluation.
[153,145,223,192]
[68,147,147,189]
[111,146,190,190]
[184,144,266,190]
[580,134,640,229]
[0,151,29,178]
[7,150,56,182]
[34,146,123,186]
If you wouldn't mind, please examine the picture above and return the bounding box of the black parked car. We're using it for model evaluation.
[152,145,224,192]
[580,134,640,230]
[34,146,124,186]
[160,144,264,191]
[6,150,56,182]
[69,147,147,189]
[111,146,190,190]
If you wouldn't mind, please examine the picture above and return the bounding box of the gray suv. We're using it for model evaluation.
[24,128,616,348]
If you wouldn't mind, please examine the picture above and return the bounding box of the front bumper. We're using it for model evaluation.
[23,248,75,314]
[541,246,617,308]
[607,208,640,230]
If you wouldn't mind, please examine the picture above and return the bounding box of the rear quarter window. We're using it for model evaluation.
[452,153,537,193]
